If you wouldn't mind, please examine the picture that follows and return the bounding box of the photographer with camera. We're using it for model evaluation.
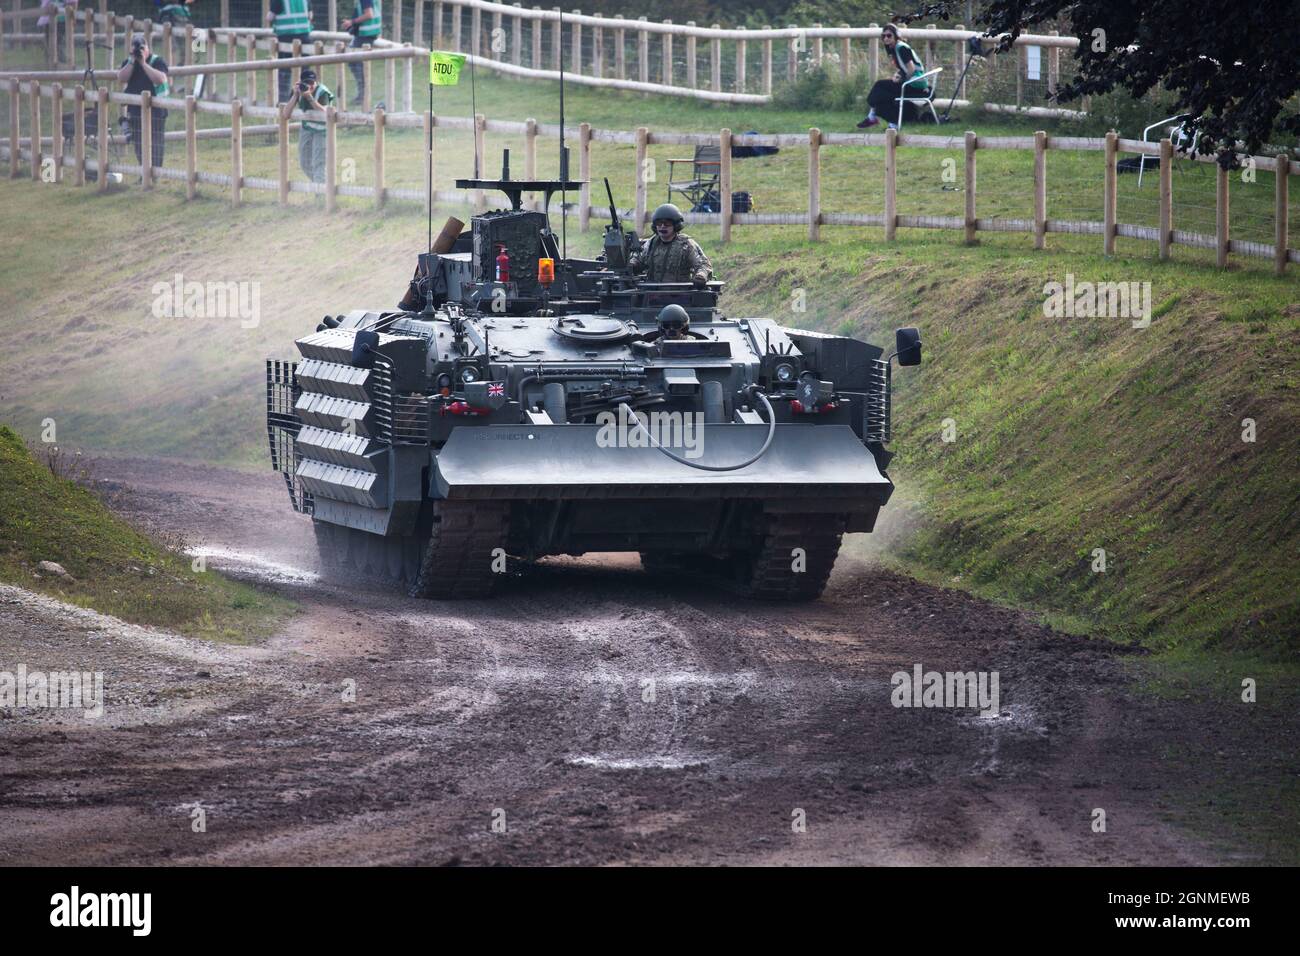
[286,68,334,184]
[267,0,313,104]
[341,0,382,108]
[116,32,170,173]
[156,0,195,26]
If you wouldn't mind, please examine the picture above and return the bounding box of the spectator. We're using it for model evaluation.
[287,69,333,184]
[857,24,928,130]
[267,0,313,104]
[155,0,195,26]
[36,0,79,65]
[341,0,382,108]
[116,32,170,174]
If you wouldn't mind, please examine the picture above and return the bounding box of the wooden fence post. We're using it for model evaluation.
[185,94,196,199]
[839,24,849,77]
[140,89,153,188]
[106,12,116,73]
[163,21,173,69]
[1216,163,1229,268]
[453,3,462,50]
[1048,29,1059,96]
[470,4,480,58]
[720,127,732,241]
[634,124,647,229]
[685,21,695,87]
[230,98,242,206]
[278,103,289,204]
[637,17,647,84]
[615,15,625,80]
[386,54,395,111]
[434,2,444,46]
[404,44,413,114]
[736,28,746,92]
[710,24,720,92]
[570,9,580,75]
[1033,130,1046,249]
[73,84,86,186]
[578,121,590,230]
[884,126,896,240]
[763,29,772,94]
[964,130,977,244]
[395,0,404,44]
[514,6,523,66]
[812,23,821,65]
[532,7,542,69]
[8,82,18,178]
[662,20,672,87]
[1158,138,1172,260]
[325,104,337,212]
[549,8,559,69]
[221,0,229,28]
[787,24,796,83]
[28,80,40,181]
[953,24,965,98]
[95,86,107,190]
[363,45,372,112]
[51,83,62,183]
[868,23,878,82]
[374,104,385,209]
[1103,130,1117,255]
[225,32,235,101]
[806,126,819,241]
[1276,159,1290,276]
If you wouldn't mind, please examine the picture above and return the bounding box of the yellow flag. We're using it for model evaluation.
[429,51,466,86]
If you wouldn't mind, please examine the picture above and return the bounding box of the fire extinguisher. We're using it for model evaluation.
[495,244,510,283]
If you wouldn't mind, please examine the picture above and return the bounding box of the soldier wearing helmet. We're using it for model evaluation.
[629,203,713,287]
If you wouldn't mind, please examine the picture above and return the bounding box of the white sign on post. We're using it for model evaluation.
[1026,45,1041,80]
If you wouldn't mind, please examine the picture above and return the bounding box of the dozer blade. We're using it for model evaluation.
[433,423,892,502]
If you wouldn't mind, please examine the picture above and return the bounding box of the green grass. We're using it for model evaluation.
[0,425,294,642]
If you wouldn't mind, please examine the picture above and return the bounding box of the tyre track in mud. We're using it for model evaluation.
[0,457,1214,865]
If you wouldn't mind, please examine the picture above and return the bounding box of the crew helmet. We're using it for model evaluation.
[651,203,685,229]
[657,304,691,336]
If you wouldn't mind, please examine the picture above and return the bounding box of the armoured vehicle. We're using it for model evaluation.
[266,155,922,600]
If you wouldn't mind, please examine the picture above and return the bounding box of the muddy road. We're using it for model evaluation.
[0,458,1220,865]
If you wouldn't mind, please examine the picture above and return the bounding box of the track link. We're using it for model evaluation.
[736,512,845,601]
[408,500,512,599]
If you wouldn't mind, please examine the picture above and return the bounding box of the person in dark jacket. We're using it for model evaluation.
[857,23,928,130]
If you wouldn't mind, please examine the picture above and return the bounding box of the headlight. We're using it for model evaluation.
[436,373,452,390]
[461,367,478,383]
[775,362,796,383]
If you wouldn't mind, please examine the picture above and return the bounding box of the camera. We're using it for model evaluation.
[296,81,309,93]
[131,38,145,59]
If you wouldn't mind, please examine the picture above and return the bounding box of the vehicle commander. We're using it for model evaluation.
[629,203,713,287]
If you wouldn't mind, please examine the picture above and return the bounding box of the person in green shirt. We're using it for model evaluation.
[286,69,333,184]
[857,23,930,130]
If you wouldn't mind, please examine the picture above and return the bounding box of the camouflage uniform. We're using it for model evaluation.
[630,233,712,284]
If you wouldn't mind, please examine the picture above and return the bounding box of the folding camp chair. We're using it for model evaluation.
[895,67,943,132]
[666,144,721,211]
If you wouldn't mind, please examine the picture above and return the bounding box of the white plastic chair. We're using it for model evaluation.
[895,67,944,131]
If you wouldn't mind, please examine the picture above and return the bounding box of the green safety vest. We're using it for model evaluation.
[355,0,382,39]
[159,4,192,20]
[147,54,169,95]
[299,83,333,131]
[274,0,311,36]
[894,41,926,91]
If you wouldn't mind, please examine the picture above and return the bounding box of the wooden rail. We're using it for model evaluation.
[0,62,1293,274]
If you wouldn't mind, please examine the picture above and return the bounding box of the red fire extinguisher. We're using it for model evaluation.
[495,244,510,283]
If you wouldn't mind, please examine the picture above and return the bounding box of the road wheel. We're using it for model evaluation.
[409,500,512,599]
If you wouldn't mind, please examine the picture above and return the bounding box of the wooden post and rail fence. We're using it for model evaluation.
[0,3,1089,115]
[1,6,1294,273]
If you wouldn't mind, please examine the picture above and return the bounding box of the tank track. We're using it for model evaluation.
[640,512,845,601]
[408,499,512,599]
[737,512,845,601]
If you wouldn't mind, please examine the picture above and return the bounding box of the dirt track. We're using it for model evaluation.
[0,458,1220,865]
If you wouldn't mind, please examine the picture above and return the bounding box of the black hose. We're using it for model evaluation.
[618,387,777,473]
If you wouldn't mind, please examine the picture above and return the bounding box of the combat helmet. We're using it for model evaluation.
[651,203,685,229]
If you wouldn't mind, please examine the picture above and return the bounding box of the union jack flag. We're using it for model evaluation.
[487,382,505,397]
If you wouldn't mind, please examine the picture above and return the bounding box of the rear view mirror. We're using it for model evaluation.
[895,327,922,366]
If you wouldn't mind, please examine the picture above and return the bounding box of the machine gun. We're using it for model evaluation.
[602,178,639,271]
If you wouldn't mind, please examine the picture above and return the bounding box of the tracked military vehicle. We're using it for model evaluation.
[266,153,921,600]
